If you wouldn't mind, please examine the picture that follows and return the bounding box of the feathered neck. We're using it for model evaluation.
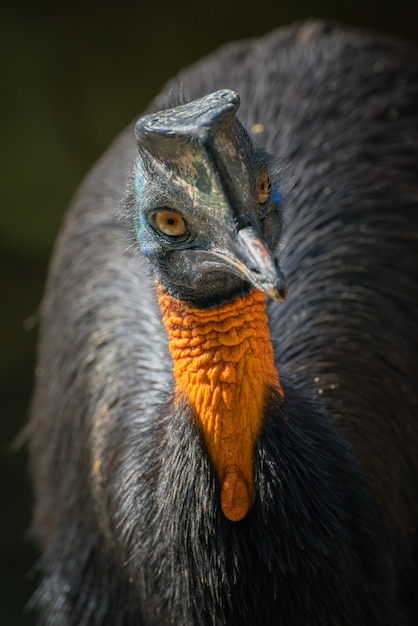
[158,287,284,521]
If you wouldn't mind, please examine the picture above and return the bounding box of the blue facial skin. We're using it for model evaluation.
[272,188,283,205]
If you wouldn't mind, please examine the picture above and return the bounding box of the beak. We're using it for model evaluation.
[233,226,288,301]
[199,225,287,301]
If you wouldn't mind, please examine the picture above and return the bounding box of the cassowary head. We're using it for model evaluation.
[131,89,287,308]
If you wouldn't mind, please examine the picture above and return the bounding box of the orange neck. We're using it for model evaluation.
[158,288,283,522]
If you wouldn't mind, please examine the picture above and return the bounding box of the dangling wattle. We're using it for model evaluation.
[158,287,284,521]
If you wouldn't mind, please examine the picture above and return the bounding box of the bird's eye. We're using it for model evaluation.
[153,210,187,237]
[258,172,272,204]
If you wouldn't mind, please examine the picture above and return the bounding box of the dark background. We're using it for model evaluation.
[1,1,417,624]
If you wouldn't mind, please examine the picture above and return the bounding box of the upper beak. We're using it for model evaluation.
[199,225,287,301]
[233,226,288,301]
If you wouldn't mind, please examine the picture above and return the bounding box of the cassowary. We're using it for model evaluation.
[29,20,418,625]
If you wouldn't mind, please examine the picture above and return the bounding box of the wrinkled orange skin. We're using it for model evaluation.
[158,288,283,521]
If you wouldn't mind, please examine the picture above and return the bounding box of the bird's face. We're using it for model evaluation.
[132,89,287,308]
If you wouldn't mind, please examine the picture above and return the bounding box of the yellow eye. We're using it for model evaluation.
[154,210,187,237]
[258,172,271,204]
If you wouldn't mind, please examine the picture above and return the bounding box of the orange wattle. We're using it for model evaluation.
[158,287,283,521]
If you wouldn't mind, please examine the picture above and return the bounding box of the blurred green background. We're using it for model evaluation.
[1,1,417,624]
